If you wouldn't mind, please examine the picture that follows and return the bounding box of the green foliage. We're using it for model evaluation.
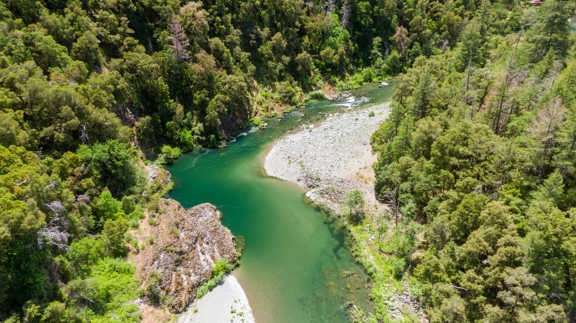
[102,218,129,257]
[196,259,234,299]
[142,271,162,305]
[523,0,572,62]
[81,141,140,197]
[41,301,69,322]
[457,18,488,70]
[372,5,576,320]
[347,190,365,224]
[306,91,328,101]
[94,190,123,227]
[212,259,232,277]
[66,258,140,322]
[66,237,108,278]
[71,31,102,69]
[159,145,182,165]
[2,0,574,320]
[0,142,141,317]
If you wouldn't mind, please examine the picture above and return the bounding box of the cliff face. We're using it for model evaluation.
[132,198,238,313]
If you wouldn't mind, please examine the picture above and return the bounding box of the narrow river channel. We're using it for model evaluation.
[168,85,394,323]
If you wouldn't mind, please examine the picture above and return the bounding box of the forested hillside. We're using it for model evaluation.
[0,0,499,153]
[372,0,576,321]
[0,0,485,321]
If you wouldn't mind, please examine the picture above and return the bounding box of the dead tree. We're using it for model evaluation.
[342,0,353,31]
[168,16,191,62]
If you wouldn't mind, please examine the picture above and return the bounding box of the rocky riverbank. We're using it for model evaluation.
[264,102,390,216]
[132,166,254,322]
[132,199,238,313]
[264,100,428,322]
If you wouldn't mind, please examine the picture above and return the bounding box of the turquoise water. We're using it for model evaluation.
[168,85,394,323]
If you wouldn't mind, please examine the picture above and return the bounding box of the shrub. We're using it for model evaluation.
[347,190,365,224]
[306,91,329,101]
[392,257,406,280]
[67,237,108,277]
[195,259,233,299]
[102,218,129,257]
[79,140,140,197]
[159,145,181,165]
[212,259,232,276]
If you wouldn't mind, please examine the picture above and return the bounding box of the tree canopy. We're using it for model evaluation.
[1,0,575,321]
[372,1,576,320]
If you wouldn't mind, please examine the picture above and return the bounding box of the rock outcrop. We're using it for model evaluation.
[132,198,238,313]
[144,163,172,190]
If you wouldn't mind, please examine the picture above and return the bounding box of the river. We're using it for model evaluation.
[168,85,394,323]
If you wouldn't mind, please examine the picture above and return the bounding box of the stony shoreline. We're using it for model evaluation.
[264,102,390,216]
[264,101,428,322]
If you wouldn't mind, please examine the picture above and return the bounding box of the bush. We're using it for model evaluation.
[79,140,140,197]
[143,271,162,305]
[212,259,232,276]
[306,91,329,101]
[41,301,69,322]
[196,259,233,299]
[102,218,129,257]
[392,257,406,280]
[67,237,108,277]
[159,145,181,165]
[121,195,139,215]
[84,258,140,322]
[196,274,224,299]
[94,189,123,229]
[347,190,365,224]
[251,117,266,129]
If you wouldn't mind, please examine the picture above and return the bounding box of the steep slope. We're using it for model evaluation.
[132,199,238,313]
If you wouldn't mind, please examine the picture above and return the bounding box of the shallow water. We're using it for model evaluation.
[168,84,394,323]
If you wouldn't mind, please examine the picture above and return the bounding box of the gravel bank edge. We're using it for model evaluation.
[264,103,391,215]
[178,274,255,323]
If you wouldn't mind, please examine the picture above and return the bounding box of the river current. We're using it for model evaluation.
[169,85,394,323]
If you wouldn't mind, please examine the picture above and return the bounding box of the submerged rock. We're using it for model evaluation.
[133,198,238,313]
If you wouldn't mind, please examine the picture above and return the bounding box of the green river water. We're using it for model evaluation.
[168,85,394,323]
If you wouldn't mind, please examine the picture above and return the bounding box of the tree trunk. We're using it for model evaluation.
[561,131,576,177]
[394,184,399,229]
[464,56,472,110]
[493,79,511,134]
[327,0,336,14]
[342,0,352,31]
[493,31,523,134]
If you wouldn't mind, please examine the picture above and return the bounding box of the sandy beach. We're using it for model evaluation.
[264,102,390,215]
[178,274,255,323]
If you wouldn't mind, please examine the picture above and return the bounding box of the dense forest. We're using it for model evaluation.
[371,0,576,321]
[0,0,471,321]
[1,0,574,321]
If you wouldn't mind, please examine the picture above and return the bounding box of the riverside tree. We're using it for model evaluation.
[347,190,365,223]
[372,1,576,320]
